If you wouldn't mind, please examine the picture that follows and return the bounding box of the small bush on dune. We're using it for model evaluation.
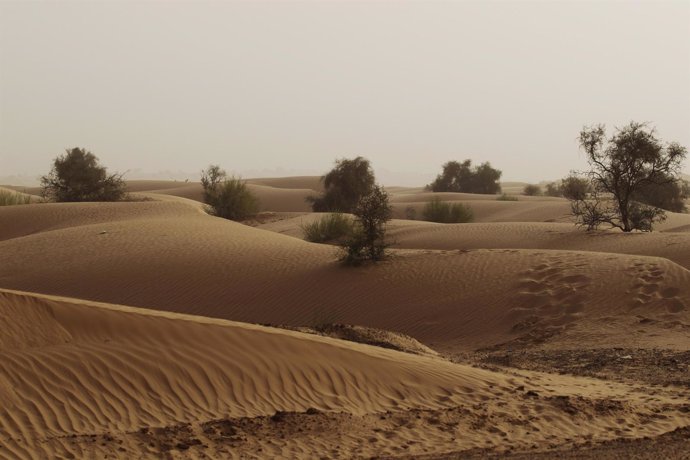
[544,182,562,197]
[0,190,34,206]
[422,197,473,223]
[497,193,518,201]
[301,213,354,243]
[201,165,259,220]
[561,175,591,201]
[522,184,542,196]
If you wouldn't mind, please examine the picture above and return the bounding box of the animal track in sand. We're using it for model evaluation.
[625,261,686,314]
[515,256,593,330]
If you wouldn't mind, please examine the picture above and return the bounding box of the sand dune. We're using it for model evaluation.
[2,182,690,458]
[258,216,690,269]
[1,201,689,353]
[1,288,688,459]
[124,179,316,212]
[0,186,40,203]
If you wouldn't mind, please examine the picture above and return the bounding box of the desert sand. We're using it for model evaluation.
[1,178,689,459]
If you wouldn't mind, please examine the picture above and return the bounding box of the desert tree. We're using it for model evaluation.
[522,184,542,196]
[308,156,376,212]
[428,160,473,193]
[632,175,689,213]
[341,185,392,265]
[560,175,591,201]
[544,182,562,197]
[200,165,258,220]
[41,147,126,202]
[571,122,686,232]
[428,160,502,194]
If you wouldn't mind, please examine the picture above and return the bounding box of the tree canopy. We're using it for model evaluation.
[428,160,502,194]
[571,122,687,232]
[308,156,376,212]
[40,147,126,202]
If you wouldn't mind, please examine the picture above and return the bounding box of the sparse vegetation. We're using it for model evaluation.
[0,189,34,206]
[301,213,353,243]
[560,175,591,201]
[200,165,259,220]
[571,122,687,232]
[544,182,562,197]
[632,176,689,213]
[496,193,518,201]
[341,185,392,265]
[308,157,375,212]
[422,197,473,223]
[40,147,126,202]
[522,184,542,196]
[428,159,502,194]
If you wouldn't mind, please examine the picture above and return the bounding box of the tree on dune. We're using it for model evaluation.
[571,122,687,232]
[428,159,502,194]
[307,156,376,212]
[560,175,591,201]
[40,147,126,202]
[341,184,392,265]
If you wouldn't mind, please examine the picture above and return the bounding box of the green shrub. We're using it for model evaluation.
[497,193,519,201]
[544,182,562,197]
[422,197,473,223]
[301,213,353,243]
[200,165,259,220]
[341,185,392,265]
[428,159,502,194]
[307,156,376,212]
[41,147,126,202]
[0,190,33,206]
[523,184,542,196]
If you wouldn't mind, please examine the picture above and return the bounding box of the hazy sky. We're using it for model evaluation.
[1,0,689,185]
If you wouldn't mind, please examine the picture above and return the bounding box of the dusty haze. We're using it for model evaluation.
[1,0,689,185]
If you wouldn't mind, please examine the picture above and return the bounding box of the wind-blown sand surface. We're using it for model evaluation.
[1,289,689,459]
[1,178,689,458]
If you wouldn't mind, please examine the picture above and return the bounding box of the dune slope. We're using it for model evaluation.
[1,289,689,459]
[1,202,689,353]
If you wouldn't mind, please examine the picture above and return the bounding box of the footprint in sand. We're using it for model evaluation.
[625,262,686,313]
[515,256,592,329]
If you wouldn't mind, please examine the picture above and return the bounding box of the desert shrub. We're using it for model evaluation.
[301,213,353,243]
[200,165,258,220]
[523,184,542,196]
[307,157,375,212]
[632,176,689,213]
[428,159,502,194]
[544,182,562,197]
[0,190,33,206]
[341,185,392,265]
[41,147,126,202]
[561,175,590,201]
[497,193,518,201]
[422,197,473,223]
